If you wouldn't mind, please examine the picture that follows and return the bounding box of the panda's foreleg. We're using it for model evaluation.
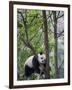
[35,69,44,79]
[39,71,44,79]
[39,64,45,79]
[41,72,45,79]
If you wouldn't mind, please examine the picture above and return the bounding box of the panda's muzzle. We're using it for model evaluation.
[42,59,46,63]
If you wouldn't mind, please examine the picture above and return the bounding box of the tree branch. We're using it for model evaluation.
[47,12,53,19]
[50,30,64,38]
[56,11,60,19]
[18,11,29,41]
[30,24,43,41]
[30,31,38,41]
[18,11,36,55]
[58,60,64,70]
[29,14,39,26]
[57,30,64,38]
[21,37,37,55]
[57,14,64,19]
[49,12,54,27]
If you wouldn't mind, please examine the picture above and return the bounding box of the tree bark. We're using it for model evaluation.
[42,10,50,79]
[53,11,59,78]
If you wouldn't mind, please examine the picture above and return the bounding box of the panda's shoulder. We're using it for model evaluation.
[25,55,34,65]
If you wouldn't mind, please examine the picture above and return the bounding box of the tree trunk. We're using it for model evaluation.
[42,10,50,79]
[53,11,59,78]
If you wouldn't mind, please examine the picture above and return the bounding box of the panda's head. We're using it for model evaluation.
[37,52,46,64]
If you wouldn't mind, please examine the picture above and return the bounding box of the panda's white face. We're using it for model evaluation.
[38,54,46,64]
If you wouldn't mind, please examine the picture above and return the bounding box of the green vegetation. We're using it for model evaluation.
[17,9,64,80]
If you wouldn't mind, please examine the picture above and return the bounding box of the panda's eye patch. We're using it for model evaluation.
[41,57,43,59]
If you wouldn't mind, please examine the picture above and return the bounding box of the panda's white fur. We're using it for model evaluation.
[24,53,46,68]
[24,55,34,68]
[38,54,46,64]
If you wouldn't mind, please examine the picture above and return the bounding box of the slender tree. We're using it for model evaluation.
[52,11,59,78]
[42,10,50,79]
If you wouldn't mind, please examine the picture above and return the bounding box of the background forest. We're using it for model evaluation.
[17,9,64,80]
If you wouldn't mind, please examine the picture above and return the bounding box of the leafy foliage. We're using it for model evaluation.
[17,9,64,80]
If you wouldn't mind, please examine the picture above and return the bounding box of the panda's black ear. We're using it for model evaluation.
[40,52,43,55]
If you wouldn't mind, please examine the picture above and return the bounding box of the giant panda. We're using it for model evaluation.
[24,52,46,80]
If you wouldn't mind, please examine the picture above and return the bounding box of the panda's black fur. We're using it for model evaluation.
[24,53,46,79]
